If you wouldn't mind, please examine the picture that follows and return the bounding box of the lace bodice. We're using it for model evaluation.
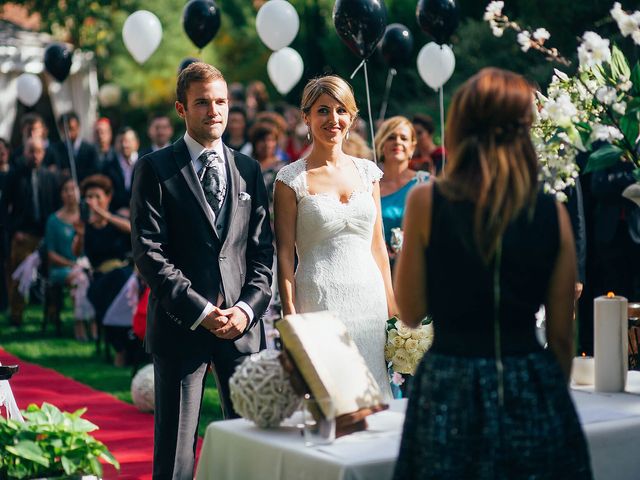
[276,157,392,399]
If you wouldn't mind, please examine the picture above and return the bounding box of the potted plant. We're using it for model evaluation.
[0,402,119,479]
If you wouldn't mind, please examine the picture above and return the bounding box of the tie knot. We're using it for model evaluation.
[199,150,219,168]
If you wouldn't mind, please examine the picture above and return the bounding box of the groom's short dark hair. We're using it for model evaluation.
[176,62,224,107]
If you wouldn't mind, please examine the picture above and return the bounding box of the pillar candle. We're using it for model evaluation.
[594,294,628,392]
[571,355,594,385]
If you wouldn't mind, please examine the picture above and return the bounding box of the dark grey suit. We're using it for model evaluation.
[130,139,273,479]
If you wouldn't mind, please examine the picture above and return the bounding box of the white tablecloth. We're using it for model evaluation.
[196,372,640,480]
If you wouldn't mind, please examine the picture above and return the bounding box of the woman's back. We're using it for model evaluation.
[427,183,558,356]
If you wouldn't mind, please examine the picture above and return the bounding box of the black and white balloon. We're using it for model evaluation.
[44,43,73,82]
[183,0,221,49]
[333,0,388,60]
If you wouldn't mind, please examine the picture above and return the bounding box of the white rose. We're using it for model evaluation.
[404,338,419,353]
[387,329,398,342]
[384,344,396,362]
[392,349,413,375]
[396,323,413,339]
[392,335,405,348]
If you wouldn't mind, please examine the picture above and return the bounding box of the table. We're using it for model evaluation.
[196,372,640,480]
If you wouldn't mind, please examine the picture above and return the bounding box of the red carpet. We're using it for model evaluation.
[0,348,202,479]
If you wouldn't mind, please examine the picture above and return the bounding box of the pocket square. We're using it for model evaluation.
[239,192,251,201]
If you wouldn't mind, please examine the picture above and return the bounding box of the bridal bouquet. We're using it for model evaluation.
[385,316,434,376]
[485,1,640,200]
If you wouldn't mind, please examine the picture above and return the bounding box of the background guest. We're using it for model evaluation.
[375,116,429,262]
[94,117,117,170]
[393,68,591,478]
[139,114,174,157]
[72,174,132,366]
[51,112,100,182]
[2,138,60,326]
[409,113,445,175]
[102,127,139,213]
[223,106,250,153]
[10,113,60,170]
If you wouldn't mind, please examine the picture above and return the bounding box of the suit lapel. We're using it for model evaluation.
[221,145,240,246]
[173,139,219,240]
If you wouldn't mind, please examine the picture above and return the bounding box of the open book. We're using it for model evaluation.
[276,311,386,418]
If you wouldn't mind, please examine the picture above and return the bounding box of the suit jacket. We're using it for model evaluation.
[49,140,100,182]
[102,157,133,212]
[0,165,61,237]
[130,139,273,358]
[591,162,640,245]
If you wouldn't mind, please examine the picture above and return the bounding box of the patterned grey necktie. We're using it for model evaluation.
[198,150,226,217]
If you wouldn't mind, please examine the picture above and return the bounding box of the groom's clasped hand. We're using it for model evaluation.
[201,306,249,339]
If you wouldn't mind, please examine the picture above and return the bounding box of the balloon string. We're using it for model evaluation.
[349,59,366,80]
[63,117,79,200]
[363,60,377,164]
[378,68,396,123]
[439,86,446,176]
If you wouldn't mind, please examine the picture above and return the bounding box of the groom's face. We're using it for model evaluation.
[177,79,229,146]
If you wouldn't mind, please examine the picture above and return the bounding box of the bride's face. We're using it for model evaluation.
[305,94,352,146]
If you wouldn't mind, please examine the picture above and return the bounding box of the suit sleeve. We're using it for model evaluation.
[238,161,274,326]
[130,156,208,329]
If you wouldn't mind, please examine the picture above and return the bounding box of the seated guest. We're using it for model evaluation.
[374,116,429,264]
[393,68,592,479]
[44,177,96,340]
[2,138,60,326]
[50,112,100,181]
[94,117,117,170]
[10,113,60,170]
[409,113,445,175]
[0,138,10,310]
[139,114,174,157]
[72,174,132,367]
[102,127,139,213]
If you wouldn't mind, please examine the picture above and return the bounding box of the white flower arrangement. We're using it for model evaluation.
[484,1,640,199]
[385,316,434,376]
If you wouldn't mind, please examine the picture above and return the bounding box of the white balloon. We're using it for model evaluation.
[122,10,163,65]
[267,47,304,95]
[16,73,43,107]
[417,42,456,91]
[98,83,122,107]
[256,0,299,51]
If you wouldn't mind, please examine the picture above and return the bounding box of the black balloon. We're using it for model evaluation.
[333,0,388,60]
[178,57,200,73]
[44,43,72,83]
[380,23,414,69]
[416,0,459,45]
[183,0,221,49]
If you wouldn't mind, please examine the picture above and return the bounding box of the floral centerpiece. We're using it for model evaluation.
[0,402,119,480]
[385,316,434,378]
[484,1,640,200]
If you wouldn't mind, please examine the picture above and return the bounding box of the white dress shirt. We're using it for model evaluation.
[182,132,254,330]
[118,152,138,190]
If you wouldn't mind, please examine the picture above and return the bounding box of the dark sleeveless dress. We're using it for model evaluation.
[393,184,592,479]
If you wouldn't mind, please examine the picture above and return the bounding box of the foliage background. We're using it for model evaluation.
[4,0,634,143]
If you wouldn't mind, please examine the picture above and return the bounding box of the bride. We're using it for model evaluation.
[274,75,396,399]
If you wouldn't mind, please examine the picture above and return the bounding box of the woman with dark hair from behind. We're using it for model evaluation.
[393,68,592,479]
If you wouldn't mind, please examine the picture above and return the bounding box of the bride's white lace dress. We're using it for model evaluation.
[276,157,392,400]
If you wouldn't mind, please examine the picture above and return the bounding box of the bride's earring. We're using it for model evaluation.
[306,126,311,142]
[345,130,350,141]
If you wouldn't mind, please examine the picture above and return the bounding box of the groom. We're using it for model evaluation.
[130,62,273,479]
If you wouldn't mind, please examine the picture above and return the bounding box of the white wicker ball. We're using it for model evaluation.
[131,363,155,412]
[230,350,301,428]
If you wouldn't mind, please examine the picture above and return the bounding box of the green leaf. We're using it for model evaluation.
[611,45,631,81]
[620,113,640,147]
[632,168,640,182]
[627,97,640,114]
[5,440,50,467]
[631,62,640,96]
[584,144,624,173]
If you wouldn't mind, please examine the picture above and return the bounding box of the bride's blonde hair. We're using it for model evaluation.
[300,75,358,121]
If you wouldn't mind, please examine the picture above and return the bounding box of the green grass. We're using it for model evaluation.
[0,296,223,436]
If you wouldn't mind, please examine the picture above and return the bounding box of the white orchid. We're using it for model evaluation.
[578,32,611,69]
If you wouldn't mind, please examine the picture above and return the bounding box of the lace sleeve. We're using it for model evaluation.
[356,158,383,189]
[275,160,306,201]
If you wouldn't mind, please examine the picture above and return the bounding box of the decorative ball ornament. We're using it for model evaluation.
[131,363,155,412]
[230,350,301,428]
